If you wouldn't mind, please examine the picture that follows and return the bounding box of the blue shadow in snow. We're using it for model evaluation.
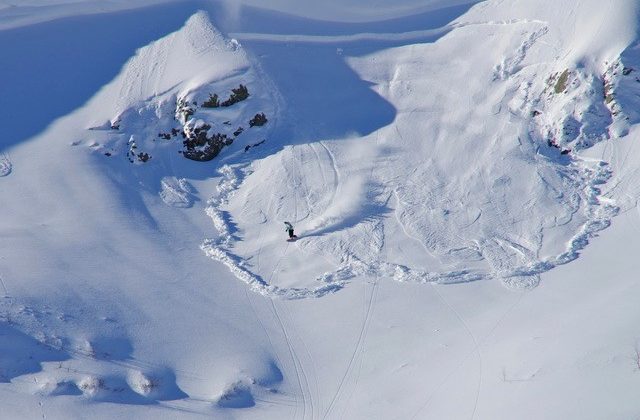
[220,2,479,36]
[89,335,133,361]
[216,383,255,409]
[0,2,199,152]
[0,322,69,382]
[201,1,479,145]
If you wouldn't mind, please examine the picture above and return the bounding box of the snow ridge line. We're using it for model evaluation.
[229,18,547,45]
[201,164,346,299]
[229,26,451,44]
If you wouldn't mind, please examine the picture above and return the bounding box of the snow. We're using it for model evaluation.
[1,0,640,419]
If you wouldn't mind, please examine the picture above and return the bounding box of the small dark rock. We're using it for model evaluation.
[244,139,266,152]
[221,84,249,107]
[249,112,268,127]
[202,93,220,108]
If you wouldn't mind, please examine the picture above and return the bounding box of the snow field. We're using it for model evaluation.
[1,0,640,418]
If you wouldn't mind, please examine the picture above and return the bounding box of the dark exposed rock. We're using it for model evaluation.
[249,112,268,127]
[244,139,265,152]
[202,93,220,108]
[182,123,230,161]
[221,84,249,107]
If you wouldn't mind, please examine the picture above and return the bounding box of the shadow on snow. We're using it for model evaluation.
[0,2,197,152]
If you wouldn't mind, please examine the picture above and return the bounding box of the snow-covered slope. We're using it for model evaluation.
[214,0,637,293]
[1,0,640,419]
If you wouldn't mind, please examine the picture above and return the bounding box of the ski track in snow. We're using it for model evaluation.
[202,142,619,299]
[192,7,624,301]
[323,274,378,419]
[410,289,526,419]
[493,24,549,81]
[427,283,482,420]
[201,164,348,299]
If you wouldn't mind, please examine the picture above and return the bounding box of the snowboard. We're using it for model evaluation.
[286,236,298,242]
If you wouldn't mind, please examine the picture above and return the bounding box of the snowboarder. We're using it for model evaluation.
[284,221,297,240]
